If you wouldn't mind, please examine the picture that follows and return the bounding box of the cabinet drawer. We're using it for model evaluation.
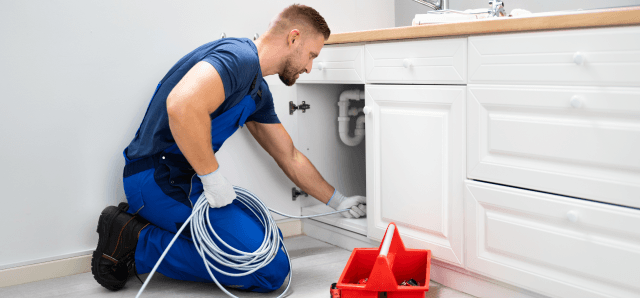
[295,44,364,84]
[468,26,640,86]
[465,180,640,298]
[467,85,640,208]
[364,37,466,84]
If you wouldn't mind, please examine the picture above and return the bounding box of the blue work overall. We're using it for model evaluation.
[121,84,289,292]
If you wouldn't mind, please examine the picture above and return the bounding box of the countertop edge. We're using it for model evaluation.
[326,6,640,44]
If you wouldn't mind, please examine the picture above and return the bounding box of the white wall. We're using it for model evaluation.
[0,0,394,270]
[395,0,640,26]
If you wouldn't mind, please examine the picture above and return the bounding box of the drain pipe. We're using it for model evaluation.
[338,90,365,146]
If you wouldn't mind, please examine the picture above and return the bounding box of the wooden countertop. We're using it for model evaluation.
[326,6,640,44]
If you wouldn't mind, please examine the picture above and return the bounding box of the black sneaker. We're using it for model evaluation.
[91,202,150,291]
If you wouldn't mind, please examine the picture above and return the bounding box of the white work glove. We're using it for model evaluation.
[198,167,237,208]
[327,190,367,219]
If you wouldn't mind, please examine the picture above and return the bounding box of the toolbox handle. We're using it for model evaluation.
[379,224,395,256]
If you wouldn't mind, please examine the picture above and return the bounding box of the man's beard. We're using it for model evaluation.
[279,56,301,86]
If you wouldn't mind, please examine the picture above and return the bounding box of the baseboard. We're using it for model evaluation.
[276,219,302,238]
[0,220,302,288]
[430,259,549,298]
[0,254,92,288]
[302,219,549,298]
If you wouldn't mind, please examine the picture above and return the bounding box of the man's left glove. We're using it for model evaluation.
[327,190,367,219]
[198,167,237,208]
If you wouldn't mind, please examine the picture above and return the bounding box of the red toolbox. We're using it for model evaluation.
[335,223,431,298]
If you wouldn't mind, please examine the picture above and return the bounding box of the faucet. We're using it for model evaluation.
[488,0,506,17]
[411,0,449,11]
[414,0,506,17]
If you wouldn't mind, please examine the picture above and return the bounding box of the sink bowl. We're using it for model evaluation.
[413,8,590,26]
[512,9,587,18]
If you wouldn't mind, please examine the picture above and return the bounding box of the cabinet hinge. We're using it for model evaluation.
[290,101,310,115]
[292,187,308,201]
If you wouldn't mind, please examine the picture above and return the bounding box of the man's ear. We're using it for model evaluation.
[289,29,300,45]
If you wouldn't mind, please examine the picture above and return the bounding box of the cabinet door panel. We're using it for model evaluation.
[467,85,640,208]
[365,85,465,266]
[217,76,300,218]
[465,180,640,298]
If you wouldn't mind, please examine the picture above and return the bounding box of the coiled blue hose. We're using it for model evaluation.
[135,186,350,298]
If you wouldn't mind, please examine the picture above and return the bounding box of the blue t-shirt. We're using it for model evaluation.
[125,38,280,160]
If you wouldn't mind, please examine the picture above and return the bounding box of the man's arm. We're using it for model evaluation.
[245,121,334,204]
[166,61,224,175]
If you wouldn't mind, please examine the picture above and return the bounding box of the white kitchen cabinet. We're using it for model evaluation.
[364,85,465,266]
[467,85,640,209]
[365,37,467,84]
[295,26,640,298]
[295,44,365,84]
[465,180,640,298]
[468,26,640,87]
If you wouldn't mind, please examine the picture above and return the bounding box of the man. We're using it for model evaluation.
[91,4,367,293]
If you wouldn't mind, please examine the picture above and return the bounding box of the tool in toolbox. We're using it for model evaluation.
[331,222,431,298]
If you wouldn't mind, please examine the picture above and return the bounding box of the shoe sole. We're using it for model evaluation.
[91,206,127,291]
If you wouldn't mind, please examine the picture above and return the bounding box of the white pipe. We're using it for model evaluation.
[338,90,365,147]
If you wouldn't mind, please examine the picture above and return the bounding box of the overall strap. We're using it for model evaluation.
[249,72,262,100]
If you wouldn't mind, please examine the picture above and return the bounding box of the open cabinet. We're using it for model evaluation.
[295,83,369,236]
[216,73,369,238]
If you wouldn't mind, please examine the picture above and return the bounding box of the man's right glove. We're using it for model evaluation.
[327,189,367,219]
[198,167,237,208]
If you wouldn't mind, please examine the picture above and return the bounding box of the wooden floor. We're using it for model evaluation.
[0,236,475,298]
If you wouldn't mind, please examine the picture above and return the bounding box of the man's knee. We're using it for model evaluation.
[255,246,290,292]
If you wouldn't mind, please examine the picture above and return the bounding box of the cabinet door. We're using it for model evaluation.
[465,180,640,298]
[215,76,301,218]
[365,85,465,266]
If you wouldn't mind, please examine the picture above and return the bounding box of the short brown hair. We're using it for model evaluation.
[278,4,331,40]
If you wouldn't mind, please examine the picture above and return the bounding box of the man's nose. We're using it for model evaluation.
[305,61,313,73]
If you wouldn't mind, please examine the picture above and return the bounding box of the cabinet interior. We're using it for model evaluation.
[295,83,367,235]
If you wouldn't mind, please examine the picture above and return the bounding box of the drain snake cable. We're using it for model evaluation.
[135,185,352,298]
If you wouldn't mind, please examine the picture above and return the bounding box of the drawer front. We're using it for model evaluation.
[467,85,640,208]
[295,44,364,84]
[364,38,467,84]
[468,26,640,86]
[465,180,640,298]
